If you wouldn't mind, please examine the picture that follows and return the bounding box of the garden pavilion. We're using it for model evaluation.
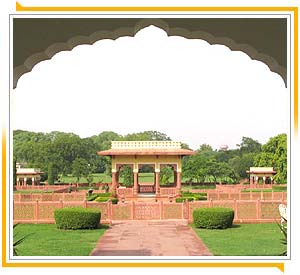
[98,141,195,199]
[247,167,277,187]
[16,163,43,187]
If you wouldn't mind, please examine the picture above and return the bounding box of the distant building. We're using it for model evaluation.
[246,167,277,186]
[16,163,43,186]
[219,144,228,151]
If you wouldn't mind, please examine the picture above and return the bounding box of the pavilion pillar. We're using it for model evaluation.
[270,176,274,186]
[174,171,177,185]
[24,177,27,187]
[133,171,138,195]
[176,171,182,192]
[16,177,20,186]
[111,172,117,192]
[155,171,160,196]
[32,177,35,186]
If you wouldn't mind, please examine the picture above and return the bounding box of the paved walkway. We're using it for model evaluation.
[90,220,212,256]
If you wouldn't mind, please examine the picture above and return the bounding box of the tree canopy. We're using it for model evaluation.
[13,130,287,184]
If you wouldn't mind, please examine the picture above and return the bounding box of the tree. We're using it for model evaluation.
[72,158,89,183]
[160,166,173,185]
[229,153,256,180]
[91,131,121,151]
[238,137,262,154]
[123,130,171,141]
[254,134,287,183]
[47,162,58,184]
[119,165,133,186]
[13,157,17,185]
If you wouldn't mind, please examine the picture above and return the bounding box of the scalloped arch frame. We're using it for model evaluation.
[13,18,287,88]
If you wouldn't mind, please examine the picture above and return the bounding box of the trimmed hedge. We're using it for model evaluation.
[95,197,110,203]
[110,198,119,204]
[176,197,195,203]
[193,207,234,229]
[272,185,287,191]
[86,194,99,201]
[96,192,112,197]
[54,207,101,230]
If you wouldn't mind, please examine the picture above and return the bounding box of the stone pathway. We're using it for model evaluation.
[90,220,212,256]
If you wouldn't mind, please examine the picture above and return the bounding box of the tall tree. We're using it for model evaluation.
[123,130,171,141]
[72,158,90,183]
[238,136,262,154]
[254,134,287,183]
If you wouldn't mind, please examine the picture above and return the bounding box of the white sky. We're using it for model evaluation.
[12,26,288,150]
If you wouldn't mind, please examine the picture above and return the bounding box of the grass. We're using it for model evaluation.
[13,223,108,256]
[59,173,112,183]
[181,185,216,191]
[193,223,286,256]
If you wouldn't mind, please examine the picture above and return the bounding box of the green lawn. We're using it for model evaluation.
[58,173,112,183]
[181,185,216,191]
[14,224,108,256]
[193,223,286,256]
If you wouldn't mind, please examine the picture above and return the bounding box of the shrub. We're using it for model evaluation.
[193,207,234,229]
[272,186,287,192]
[110,198,119,204]
[95,197,110,203]
[176,197,195,203]
[97,192,112,197]
[54,207,101,230]
[86,194,99,201]
[194,195,207,201]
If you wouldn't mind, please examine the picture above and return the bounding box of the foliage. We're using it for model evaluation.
[254,134,287,183]
[86,194,99,201]
[95,197,110,202]
[72,158,90,183]
[119,165,133,186]
[54,207,101,230]
[13,157,17,185]
[96,192,112,197]
[86,174,94,186]
[193,207,234,229]
[13,223,33,256]
[13,130,286,185]
[176,197,195,203]
[228,153,256,179]
[272,185,287,192]
[276,222,287,256]
[47,162,58,184]
[123,130,171,141]
[160,166,173,185]
[238,137,262,154]
[110,198,119,204]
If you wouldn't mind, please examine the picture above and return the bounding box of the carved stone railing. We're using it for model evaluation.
[116,187,134,197]
[160,187,178,197]
[111,141,181,149]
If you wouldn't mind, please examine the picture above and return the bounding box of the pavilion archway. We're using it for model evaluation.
[13,18,287,88]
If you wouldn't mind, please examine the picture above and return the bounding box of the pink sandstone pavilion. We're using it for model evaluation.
[246,167,277,188]
[97,141,195,200]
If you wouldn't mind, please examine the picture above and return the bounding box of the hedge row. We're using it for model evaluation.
[95,197,118,204]
[54,207,101,230]
[193,207,234,229]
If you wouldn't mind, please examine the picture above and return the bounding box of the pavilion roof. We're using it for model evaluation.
[97,141,195,156]
[246,167,276,174]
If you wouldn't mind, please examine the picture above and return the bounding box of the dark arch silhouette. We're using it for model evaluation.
[13,18,287,88]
